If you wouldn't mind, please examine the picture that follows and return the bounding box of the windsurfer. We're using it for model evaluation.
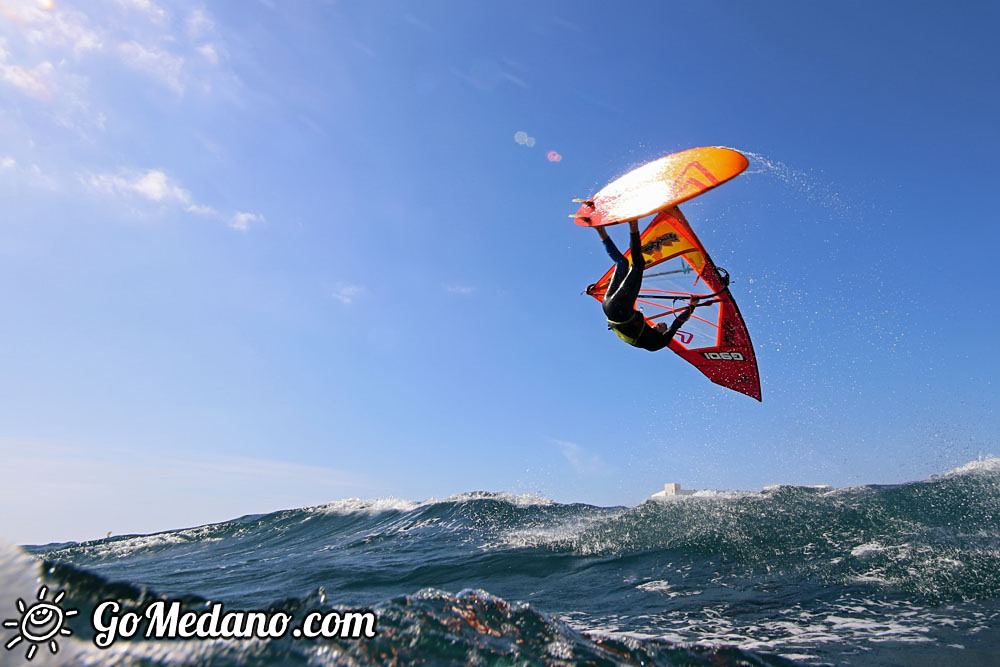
[596,220,698,351]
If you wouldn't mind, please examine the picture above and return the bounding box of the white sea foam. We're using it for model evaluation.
[935,456,1000,479]
[313,496,421,515]
[850,542,890,557]
[545,640,574,659]
[648,488,758,502]
[487,504,629,552]
[63,524,226,560]
[633,579,704,599]
[442,491,555,507]
[635,579,672,593]
[563,592,971,662]
[312,491,556,517]
[754,456,1000,499]
[485,514,616,551]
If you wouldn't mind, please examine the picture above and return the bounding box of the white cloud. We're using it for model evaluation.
[503,73,528,88]
[132,169,187,201]
[554,440,607,475]
[228,211,262,231]
[86,168,192,205]
[0,156,58,190]
[2,5,254,225]
[1,1,228,103]
[12,3,103,55]
[26,162,56,189]
[187,11,222,67]
[1,2,234,133]
[0,36,106,135]
[0,53,54,99]
[114,0,168,24]
[187,203,217,216]
[186,8,215,39]
[332,283,366,305]
[444,284,476,295]
[118,40,185,95]
[196,43,219,65]
[82,167,260,230]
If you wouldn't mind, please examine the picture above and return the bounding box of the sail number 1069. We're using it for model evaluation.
[702,351,745,361]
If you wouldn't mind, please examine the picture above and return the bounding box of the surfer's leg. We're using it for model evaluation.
[616,228,645,303]
[603,228,644,322]
[602,294,631,322]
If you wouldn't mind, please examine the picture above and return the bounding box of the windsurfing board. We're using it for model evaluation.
[572,146,749,227]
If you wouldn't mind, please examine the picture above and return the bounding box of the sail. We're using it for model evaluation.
[586,207,762,401]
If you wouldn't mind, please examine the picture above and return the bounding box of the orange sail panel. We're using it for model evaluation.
[587,207,761,401]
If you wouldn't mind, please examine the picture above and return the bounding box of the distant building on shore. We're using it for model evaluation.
[650,483,696,498]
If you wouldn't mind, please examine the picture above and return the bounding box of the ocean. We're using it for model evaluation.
[2,459,999,666]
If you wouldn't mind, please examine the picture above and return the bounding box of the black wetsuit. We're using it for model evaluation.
[601,229,693,352]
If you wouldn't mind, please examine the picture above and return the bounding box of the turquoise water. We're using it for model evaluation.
[4,459,1000,665]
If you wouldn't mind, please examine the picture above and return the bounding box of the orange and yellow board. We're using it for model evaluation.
[572,147,749,227]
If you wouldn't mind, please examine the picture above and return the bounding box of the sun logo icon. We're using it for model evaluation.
[3,585,78,661]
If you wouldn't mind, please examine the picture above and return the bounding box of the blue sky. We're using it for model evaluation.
[1,0,997,544]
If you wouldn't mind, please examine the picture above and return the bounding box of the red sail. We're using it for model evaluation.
[587,207,761,401]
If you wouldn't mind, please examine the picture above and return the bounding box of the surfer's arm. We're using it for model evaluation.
[642,300,697,351]
[665,303,695,336]
[597,219,644,267]
[597,227,626,264]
